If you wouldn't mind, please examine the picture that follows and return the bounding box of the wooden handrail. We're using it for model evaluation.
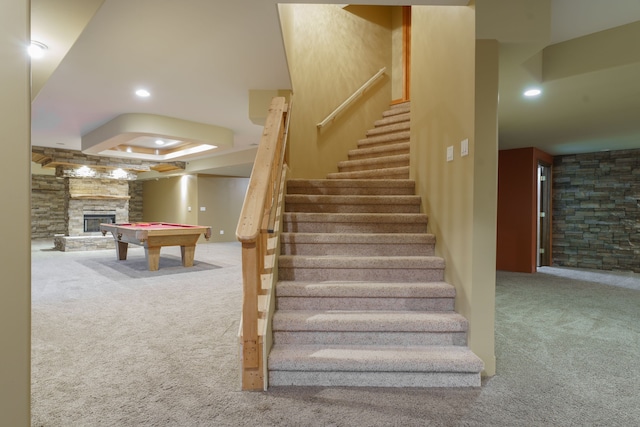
[317,67,386,129]
[236,96,290,391]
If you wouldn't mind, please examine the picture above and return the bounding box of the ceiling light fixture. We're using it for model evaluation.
[155,139,165,146]
[524,88,542,97]
[28,40,48,58]
[135,89,151,97]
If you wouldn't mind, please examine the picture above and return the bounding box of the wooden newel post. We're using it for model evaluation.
[241,240,263,389]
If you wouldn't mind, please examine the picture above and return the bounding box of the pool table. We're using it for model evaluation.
[100,222,212,271]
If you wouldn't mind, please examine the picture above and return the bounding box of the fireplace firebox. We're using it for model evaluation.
[84,213,116,233]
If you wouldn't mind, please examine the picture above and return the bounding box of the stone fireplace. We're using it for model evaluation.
[31,146,185,250]
[54,174,132,251]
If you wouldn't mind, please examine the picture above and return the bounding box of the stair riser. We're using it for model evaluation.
[286,186,415,196]
[366,122,411,137]
[285,203,420,214]
[383,106,410,117]
[287,179,415,196]
[268,371,481,388]
[273,330,465,346]
[276,297,453,311]
[276,281,455,299]
[374,112,410,127]
[327,168,410,180]
[357,135,410,150]
[338,159,409,173]
[281,243,435,256]
[348,147,409,161]
[278,268,444,282]
[282,222,427,233]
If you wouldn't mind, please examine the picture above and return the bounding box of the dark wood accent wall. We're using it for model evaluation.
[496,147,554,273]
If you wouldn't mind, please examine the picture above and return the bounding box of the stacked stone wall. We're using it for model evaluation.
[31,175,66,239]
[129,180,144,223]
[552,149,640,273]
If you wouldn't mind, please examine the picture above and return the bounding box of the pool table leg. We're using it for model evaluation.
[181,245,196,267]
[145,247,161,271]
[115,241,128,260]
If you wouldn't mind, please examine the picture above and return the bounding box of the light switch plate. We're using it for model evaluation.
[447,146,454,162]
[461,138,469,157]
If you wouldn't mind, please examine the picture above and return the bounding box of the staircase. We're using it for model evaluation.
[268,102,484,387]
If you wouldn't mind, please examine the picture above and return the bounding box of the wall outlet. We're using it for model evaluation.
[447,146,454,162]
[461,138,469,157]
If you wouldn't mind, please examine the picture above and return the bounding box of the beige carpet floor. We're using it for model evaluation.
[30,240,640,426]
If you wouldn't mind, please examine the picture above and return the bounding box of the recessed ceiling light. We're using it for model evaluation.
[28,41,48,58]
[524,88,542,97]
[155,139,165,146]
[135,89,151,97]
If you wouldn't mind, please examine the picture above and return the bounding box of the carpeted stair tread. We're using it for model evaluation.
[282,212,427,234]
[384,101,410,114]
[276,280,454,298]
[272,310,467,332]
[285,194,421,204]
[382,105,410,117]
[374,112,410,127]
[280,232,435,256]
[280,232,435,245]
[275,296,454,312]
[279,255,444,269]
[327,166,410,180]
[348,141,410,161]
[284,194,420,214]
[278,256,445,281]
[366,121,410,137]
[283,212,428,224]
[286,178,415,195]
[357,130,410,149]
[269,344,483,373]
[337,154,409,172]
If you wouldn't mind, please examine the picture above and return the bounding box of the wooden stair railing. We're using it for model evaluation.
[236,96,290,390]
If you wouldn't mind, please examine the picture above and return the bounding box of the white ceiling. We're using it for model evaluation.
[30,0,640,177]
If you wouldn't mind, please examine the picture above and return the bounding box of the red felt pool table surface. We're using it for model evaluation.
[100,222,212,271]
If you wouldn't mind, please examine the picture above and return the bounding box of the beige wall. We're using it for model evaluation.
[279,4,393,179]
[197,176,249,243]
[471,39,499,375]
[142,175,248,243]
[143,175,198,225]
[410,5,496,376]
[0,0,31,424]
